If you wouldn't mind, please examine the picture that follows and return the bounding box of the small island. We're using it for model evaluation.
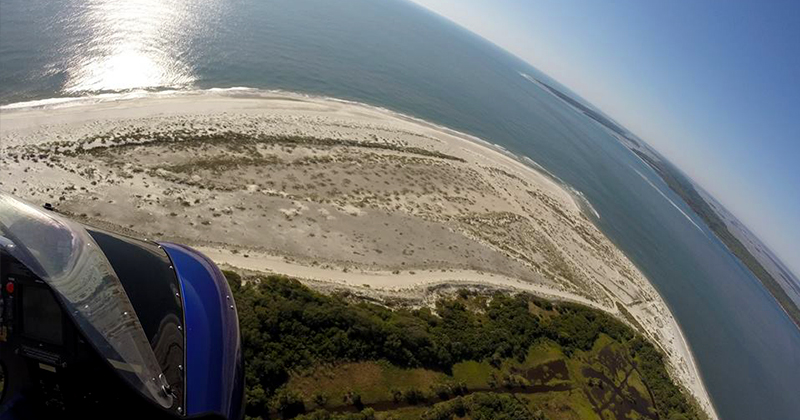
[0,92,716,419]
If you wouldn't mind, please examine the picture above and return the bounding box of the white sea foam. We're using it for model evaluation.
[632,167,706,235]
[0,89,189,110]
[569,187,601,220]
[519,72,537,85]
[521,156,560,183]
[0,87,284,110]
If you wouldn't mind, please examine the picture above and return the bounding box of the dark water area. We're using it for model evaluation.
[1,0,798,418]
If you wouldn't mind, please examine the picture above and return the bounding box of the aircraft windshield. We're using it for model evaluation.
[0,193,174,409]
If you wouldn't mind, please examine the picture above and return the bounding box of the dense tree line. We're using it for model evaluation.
[420,393,543,420]
[628,337,695,420]
[225,272,699,420]
[290,393,539,420]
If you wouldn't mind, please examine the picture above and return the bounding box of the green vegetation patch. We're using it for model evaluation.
[451,361,494,389]
[289,362,447,407]
[77,131,467,163]
[160,154,282,174]
[524,391,599,420]
[522,341,565,370]
[225,271,702,420]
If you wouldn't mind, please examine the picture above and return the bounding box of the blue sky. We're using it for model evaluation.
[410,0,800,275]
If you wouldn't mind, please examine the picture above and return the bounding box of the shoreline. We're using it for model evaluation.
[0,90,718,420]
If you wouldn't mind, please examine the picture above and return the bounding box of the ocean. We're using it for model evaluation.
[1,0,798,418]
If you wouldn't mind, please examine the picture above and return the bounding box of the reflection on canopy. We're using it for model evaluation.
[0,193,173,409]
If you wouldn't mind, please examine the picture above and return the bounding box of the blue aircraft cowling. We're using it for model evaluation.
[159,243,244,420]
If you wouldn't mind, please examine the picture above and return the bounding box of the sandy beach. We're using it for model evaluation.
[0,90,717,419]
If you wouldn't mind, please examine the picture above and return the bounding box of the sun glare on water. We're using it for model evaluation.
[64,0,201,93]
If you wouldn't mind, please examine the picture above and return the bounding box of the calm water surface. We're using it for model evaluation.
[1,0,798,418]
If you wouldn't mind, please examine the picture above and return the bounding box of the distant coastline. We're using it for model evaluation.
[527,74,800,332]
[633,149,800,330]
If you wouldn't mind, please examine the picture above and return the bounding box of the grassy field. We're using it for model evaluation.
[226,272,701,420]
[283,335,657,420]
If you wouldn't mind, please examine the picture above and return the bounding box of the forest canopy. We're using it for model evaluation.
[225,271,701,420]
